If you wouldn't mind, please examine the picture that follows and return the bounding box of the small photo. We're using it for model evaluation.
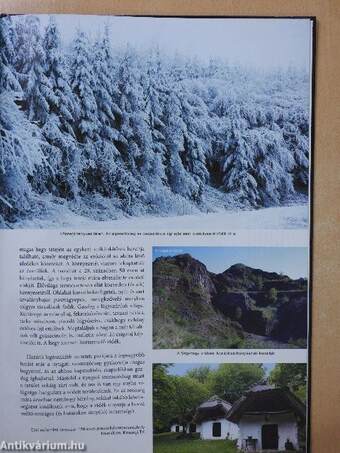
[153,363,307,452]
[152,246,308,349]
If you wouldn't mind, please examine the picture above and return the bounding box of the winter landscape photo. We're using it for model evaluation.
[152,246,308,349]
[153,363,307,452]
[0,15,313,229]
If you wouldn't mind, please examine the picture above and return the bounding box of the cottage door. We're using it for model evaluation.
[189,423,196,433]
[261,424,279,450]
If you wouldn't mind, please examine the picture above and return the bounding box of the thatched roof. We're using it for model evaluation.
[194,396,232,423]
[227,385,306,423]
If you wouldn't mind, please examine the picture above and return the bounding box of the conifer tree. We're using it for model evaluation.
[162,89,201,201]
[0,16,44,223]
[141,48,167,183]
[41,16,80,198]
[115,46,152,174]
[69,29,100,194]
[92,29,142,205]
[14,16,55,123]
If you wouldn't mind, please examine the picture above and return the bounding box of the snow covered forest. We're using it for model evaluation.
[0,15,310,228]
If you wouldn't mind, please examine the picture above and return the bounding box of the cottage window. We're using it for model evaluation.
[212,422,221,437]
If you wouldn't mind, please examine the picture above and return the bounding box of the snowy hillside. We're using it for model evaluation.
[0,16,310,228]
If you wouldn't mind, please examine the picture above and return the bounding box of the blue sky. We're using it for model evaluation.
[168,363,275,376]
[35,15,312,71]
[153,246,308,279]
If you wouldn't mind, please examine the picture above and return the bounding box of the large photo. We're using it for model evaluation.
[0,16,313,229]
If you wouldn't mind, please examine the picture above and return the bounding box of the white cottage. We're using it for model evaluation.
[228,385,306,451]
[170,410,201,434]
[193,396,239,440]
[170,423,184,433]
[170,419,200,434]
[187,422,201,434]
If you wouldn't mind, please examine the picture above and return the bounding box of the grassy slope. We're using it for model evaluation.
[153,261,244,349]
[153,433,238,453]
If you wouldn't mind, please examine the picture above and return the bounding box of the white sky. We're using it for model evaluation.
[35,15,312,71]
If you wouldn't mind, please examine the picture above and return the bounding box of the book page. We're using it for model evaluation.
[0,15,314,453]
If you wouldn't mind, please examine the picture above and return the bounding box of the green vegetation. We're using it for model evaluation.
[240,337,296,349]
[186,366,212,383]
[153,364,265,433]
[153,281,243,349]
[153,363,307,435]
[269,363,307,402]
[209,364,265,403]
[268,287,278,304]
[153,433,238,453]
[156,262,185,278]
[288,338,308,348]
[254,274,264,290]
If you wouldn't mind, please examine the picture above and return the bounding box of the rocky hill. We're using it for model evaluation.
[152,254,307,349]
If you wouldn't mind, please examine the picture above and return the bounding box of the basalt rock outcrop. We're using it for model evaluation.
[153,254,307,349]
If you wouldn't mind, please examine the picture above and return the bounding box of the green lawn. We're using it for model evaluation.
[153,433,238,453]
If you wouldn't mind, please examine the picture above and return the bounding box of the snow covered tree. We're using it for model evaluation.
[14,16,55,124]
[70,29,98,145]
[0,15,19,92]
[69,29,101,195]
[0,16,45,224]
[211,96,256,203]
[89,31,142,207]
[43,17,79,137]
[282,106,309,192]
[114,46,153,175]
[211,86,300,206]
[179,86,211,188]
[222,122,296,206]
[141,49,168,182]
[221,132,261,206]
[37,16,81,198]
[0,15,311,225]
[162,89,202,201]
[93,27,120,143]
[91,27,124,197]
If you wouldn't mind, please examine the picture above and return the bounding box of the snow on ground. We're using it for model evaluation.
[98,204,308,230]
[17,204,308,230]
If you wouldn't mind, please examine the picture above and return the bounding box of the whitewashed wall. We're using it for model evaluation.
[170,423,201,434]
[186,423,201,434]
[200,418,239,440]
[237,413,299,450]
[170,424,184,433]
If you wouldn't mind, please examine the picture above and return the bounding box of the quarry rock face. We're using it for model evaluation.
[212,292,268,336]
[271,297,308,342]
[153,254,216,303]
[153,254,307,348]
